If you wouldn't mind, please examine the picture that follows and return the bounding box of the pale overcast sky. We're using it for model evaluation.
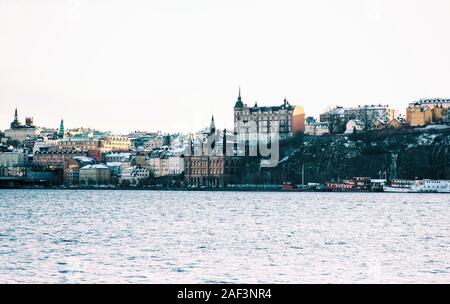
[1,0,450,133]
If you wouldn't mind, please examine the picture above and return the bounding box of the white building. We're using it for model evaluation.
[105,152,132,163]
[345,119,365,134]
[167,149,185,175]
[0,149,28,167]
[5,128,40,142]
[305,122,330,136]
[121,166,151,183]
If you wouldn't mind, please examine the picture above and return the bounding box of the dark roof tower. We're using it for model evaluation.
[58,119,65,139]
[209,115,216,135]
[10,108,20,129]
[234,87,244,109]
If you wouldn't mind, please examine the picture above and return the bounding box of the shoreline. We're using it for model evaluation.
[1,187,449,194]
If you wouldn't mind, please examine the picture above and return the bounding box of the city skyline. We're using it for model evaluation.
[2,0,450,133]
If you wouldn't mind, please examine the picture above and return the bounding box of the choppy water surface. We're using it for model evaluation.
[0,190,449,283]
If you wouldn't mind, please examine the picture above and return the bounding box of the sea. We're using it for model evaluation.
[0,190,449,283]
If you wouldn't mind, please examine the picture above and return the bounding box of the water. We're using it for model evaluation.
[0,190,449,283]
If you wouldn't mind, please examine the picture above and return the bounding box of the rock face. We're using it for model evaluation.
[241,127,450,184]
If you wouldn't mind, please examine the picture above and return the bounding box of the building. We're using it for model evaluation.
[104,152,132,163]
[0,149,28,178]
[345,119,365,134]
[406,99,449,126]
[373,117,389,130]
[167,149,185,175]
[304,119,330,136]
[64,156,96,186]
[79,164,111,186]
[4,109,40,142]
[0,149,28,167]
[184,155,243,188]
[387,117,407,128]
[233,89,304,142]
[147,150,169,177]
[292,106,305,135]
[99,136,131,153]
[407,98,450,110]
[33,150,89,170]
[406,106,433,127]
[120,166,151,185]
[320,105,397,133]
[57,136,100,151]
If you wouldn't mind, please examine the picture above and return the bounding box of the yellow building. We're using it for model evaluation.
[99,136,131,153]
[406,99,448,126]
[407,107,433,127]
[432,106,444,123]
[387,117,406,128]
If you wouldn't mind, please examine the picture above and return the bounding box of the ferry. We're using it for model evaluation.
[383,179,450,193]
[383,179,415,193]
[413,180,450,193]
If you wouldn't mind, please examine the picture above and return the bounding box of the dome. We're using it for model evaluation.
[293,105,305,116]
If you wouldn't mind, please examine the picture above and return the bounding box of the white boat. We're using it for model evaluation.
[412,180,450,193]
[383,179,415,193]
[383,179,450,193]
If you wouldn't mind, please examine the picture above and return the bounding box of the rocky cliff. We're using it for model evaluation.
[242,126,450,184]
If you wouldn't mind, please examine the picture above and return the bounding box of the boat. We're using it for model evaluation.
[383,179,415,193]
[383,179,450,193]
[412,180,450,193]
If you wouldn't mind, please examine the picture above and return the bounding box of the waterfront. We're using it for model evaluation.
[0,190,449,283]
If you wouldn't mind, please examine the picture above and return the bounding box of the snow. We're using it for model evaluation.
[81,164,109,170]
[417,133,437,146]
[278,156,289,164]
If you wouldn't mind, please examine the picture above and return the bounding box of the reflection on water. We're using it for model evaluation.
[0,190,449,283]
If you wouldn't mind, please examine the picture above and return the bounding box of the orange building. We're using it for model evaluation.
[432,105,444,123]
[406,99,449,126]
[407,106,433,127]
[292,106,305,135]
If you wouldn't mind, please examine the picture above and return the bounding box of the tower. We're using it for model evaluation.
[58,119,65,139]
[233,87,244,134]
[10,108,20,129]
[234,87,244,109]
[209,115,216,135]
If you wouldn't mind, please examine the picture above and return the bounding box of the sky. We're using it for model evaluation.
[1,0,450,134]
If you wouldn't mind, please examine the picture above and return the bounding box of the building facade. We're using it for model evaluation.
[0,149,28,178]
[345,119,365,134]
[406,99,448,126]
[79,164,111,186]
[304,120,330,136]
[33,150,89,170]
[184,155,243,188]
[233,89,304,142]
[407,106,433,127]
[320,105,397,133]
[120,166,151,184]
[4,109,40,142]
[99,136,131,153]
[0,149,28,167]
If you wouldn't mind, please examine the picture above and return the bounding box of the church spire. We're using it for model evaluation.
[58,119,65,139]
[234,87,244,109]
[209,115,216,134]
[10,108,20,129]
